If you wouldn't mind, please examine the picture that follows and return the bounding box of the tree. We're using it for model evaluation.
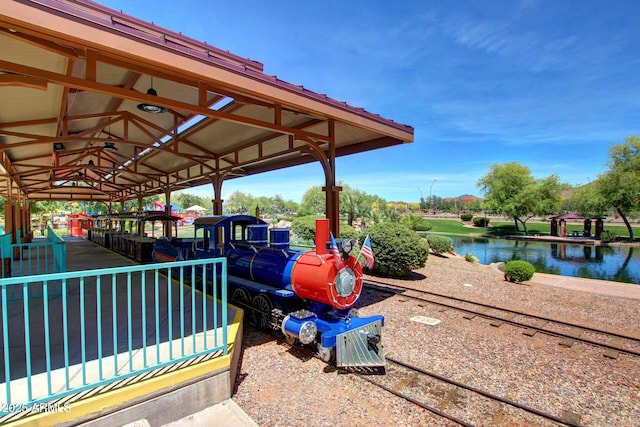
[298,186,325,216]
[569,184,608,217]
[270,194,286,215]
[341,189,365,226]
[30,201,66,230]
[173,192,211,211]
[225,191,255,214]
[477,162,566,235]
[594,136,640,240]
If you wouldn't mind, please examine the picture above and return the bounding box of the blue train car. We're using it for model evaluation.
[152,214,384,368]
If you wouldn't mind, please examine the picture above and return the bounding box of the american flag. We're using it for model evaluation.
[360,235,375,269]
[329,232,342,266]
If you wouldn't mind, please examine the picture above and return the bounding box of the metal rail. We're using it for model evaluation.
[364,280,640,357]
[0,258,228,415]
[385,356,582,427]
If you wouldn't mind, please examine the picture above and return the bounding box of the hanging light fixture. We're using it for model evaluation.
[137,76,167,114]
[102,141,117,152]
[102,122,117,151]
[87,159,96,168]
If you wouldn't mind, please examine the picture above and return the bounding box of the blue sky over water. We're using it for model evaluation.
[101,0,640,202]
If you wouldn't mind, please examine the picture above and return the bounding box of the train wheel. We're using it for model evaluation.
[317,345,334,363]
[231,288,251,309]
[251,294,273,331]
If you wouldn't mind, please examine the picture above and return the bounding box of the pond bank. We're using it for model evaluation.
[504,234,601,245]
[529,271,640,300]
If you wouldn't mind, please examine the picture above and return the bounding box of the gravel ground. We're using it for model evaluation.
[232,254,640,427]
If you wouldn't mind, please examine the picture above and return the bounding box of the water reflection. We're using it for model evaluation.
[443,236,639,284]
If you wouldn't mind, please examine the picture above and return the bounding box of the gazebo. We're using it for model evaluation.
[550,212,604,238]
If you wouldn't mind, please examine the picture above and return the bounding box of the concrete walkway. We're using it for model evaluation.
[530,272,640,300]
[162,399,257,427]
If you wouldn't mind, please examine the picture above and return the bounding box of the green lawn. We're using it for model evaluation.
[426,218,640,239]
[423,219,486,235]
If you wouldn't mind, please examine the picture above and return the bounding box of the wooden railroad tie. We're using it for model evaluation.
[489,313,515,327]
[463,307,487,320]
[559,329,584,348]
[603,338,623,359]
[561,409,582,426]
[522,320,548,337]
[392,373,418,392]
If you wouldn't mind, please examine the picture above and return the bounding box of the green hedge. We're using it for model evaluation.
[426,235,453,255]
[503,260,535,282]
[599,230,616,242]
[465,252,479,263]
[363,222,429,277]
[460,213,473,221]
[290,215,323,241]
[473,217,490,227]
[339,223,359,240]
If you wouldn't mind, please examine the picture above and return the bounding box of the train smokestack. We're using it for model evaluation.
[315,219,329,255]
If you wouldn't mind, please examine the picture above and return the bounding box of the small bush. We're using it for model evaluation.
[363,222,429,277]
[290,215,323,241]
[503,260,535,282]
[339,223,359,240]
[473,217,490,227]
[460,213,473,221]
[599,230,616,242]
[465,252,479,263]
[401,213,432,231]
[426,235,453,255]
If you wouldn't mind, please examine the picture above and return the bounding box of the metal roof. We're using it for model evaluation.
[0,0,413,204]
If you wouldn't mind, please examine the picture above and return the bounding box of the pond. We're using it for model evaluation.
[442,236,640,285]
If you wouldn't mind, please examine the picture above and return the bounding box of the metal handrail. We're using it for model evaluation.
[0,258,228,414]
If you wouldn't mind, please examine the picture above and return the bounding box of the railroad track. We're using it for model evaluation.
[364,278,640,359]
[274,334,581,426]
[359,356,583,427]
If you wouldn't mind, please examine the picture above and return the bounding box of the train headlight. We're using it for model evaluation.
[298,320,318,344]
[282,311,318,345]
[335,267,356,297]
[338,238,355,259]
[341,239,353,255]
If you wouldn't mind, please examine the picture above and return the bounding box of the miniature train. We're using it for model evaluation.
[151,214,385,368]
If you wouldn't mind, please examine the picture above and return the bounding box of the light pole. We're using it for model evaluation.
[417,187,425,211]
[429,179,437,214]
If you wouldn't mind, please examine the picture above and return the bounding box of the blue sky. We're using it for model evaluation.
[101,0,640,203]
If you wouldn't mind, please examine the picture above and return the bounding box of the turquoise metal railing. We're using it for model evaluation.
[46,227,67,274]
[0,228,67,301]
[0,233,11,279]
[0,258,228,414]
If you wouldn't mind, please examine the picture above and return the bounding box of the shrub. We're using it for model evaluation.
[465,252,479,263]
[339,223,359,240]
[503,260,535,282]
[290,217,359,244]
[401,213,432,231]
[426,235,453,255]
[599,230,616,242]
[363,222,429,277]
[290,215,323,241]
[415,220,433,232]
[460,213,473,222]
[473,217,490,227]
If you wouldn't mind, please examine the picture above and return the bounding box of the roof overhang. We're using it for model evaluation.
[0,0,413,203]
